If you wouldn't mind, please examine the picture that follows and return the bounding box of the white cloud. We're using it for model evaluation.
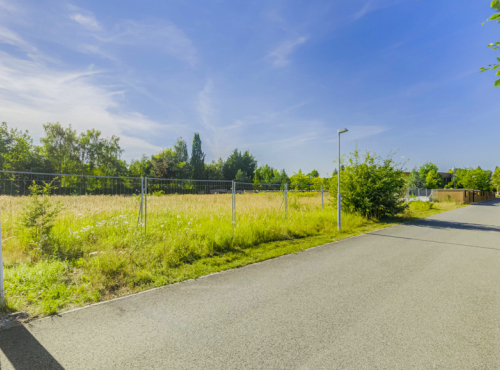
[353,2,373,20]
[353,0,406,21]
[268,36,307,67]
[327,125,387,142]
[0,0,18,13]
[93,20,198,68]
[0,26,37,54]
[70,13,100,31]
[0,48,166,160]
[197,79,215,131]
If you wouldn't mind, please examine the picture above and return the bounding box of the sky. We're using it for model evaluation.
[0,0,498,176]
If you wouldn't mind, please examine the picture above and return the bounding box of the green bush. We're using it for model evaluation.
[20,181,62,256]
[329,149,408,219]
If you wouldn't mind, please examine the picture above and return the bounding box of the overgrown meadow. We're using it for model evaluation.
[0,192,363,315]
[0,192,463,316]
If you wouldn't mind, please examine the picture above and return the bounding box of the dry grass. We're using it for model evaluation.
[0,193,465,315]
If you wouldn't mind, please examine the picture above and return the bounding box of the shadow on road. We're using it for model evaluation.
[470,198,500,206]
[370,233,500,252]
[0,324,64,369]
[408,219,500,233]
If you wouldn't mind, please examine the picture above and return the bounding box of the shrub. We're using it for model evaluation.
[20,181,62,256]
[329,149,407,219]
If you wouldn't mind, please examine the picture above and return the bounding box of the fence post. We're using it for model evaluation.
[232,180,236,225]
[0,211,4,306]
[138,177,143,232]
[321,184,324,211]
[144,177,148,235]
[285,184,288,221]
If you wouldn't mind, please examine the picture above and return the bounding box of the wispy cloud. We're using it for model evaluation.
[0,0,18,13]
[197,79,215,131]
[326,125,387,142]
[0,45,166,160]
[0,26,37,54]
[353,2,373,20]
[88,20,198,68]
[268,36,307,67]
[70,13,100,30]
[353,0,406,21]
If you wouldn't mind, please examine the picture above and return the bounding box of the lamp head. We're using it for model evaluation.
[337,128,348,134]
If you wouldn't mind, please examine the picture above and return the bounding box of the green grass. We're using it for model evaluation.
[0,194,465,316]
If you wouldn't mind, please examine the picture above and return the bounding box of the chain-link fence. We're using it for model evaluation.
[0,170,142,196]
[406,188,432,201]
[0,171,328,235]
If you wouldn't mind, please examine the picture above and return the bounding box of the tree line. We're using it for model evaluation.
[0,122,324,185]
[407,162,500,192]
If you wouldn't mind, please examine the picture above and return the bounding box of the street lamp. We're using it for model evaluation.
[452,167,456,189]
[337,128,348,231]
[472,175,476,203]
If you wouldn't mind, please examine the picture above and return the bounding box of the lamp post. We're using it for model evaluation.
[337,128,348,231]
[452,167,456,189]
[472,175,476,203]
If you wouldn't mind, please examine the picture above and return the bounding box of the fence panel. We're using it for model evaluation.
[144,178,234,234]
[0,171,330,237]
[0,171,142,196]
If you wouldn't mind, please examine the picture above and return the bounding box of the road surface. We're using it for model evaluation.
[1,199,500,369]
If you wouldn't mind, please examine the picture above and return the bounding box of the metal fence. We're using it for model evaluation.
[0,170,327,235]
[0,170,142,196]
[406,188,432,201]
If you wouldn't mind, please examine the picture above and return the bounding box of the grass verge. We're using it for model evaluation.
[0,195,465,317]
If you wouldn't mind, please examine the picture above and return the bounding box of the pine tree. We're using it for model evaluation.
[190,133,205,180]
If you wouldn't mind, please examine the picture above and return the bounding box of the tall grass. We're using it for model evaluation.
[0,194,464,315]
[0,192,368,314]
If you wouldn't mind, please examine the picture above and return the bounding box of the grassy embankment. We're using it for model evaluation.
[0,194,464,316]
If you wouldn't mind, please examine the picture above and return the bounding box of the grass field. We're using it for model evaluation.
[0,193,465,316]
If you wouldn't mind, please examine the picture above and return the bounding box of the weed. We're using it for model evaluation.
[0,192,465,315]
[20,181,62,257]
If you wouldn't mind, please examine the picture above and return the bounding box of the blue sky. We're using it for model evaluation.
[0,0,498,176]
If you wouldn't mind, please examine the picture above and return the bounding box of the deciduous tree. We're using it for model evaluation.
[480,0,500,86]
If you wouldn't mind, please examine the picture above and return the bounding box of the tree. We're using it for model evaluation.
[329,149,407,219]
[492,167,500,192]
[407,168,426,189]
[173,137,190,179]
[129,155,153,177]
[480,1,500,86]
[234,169,251,183]
[174,137,189,164]
[40,123,81,174]
[79,129,125,176]
[425,169,443,189]
[290,170,310,190]
[307,170,320,178]
[0,122,42,172]
[206,158,224,180]
[253,169,261,184]
[150,149,176,178]
[456,167,492,191]
[272,169,289,185]
[222,149,257,181]
[190,133,205,180]
[418,163,439,187]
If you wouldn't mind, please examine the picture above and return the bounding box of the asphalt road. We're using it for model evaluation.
[1,199,500,369]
